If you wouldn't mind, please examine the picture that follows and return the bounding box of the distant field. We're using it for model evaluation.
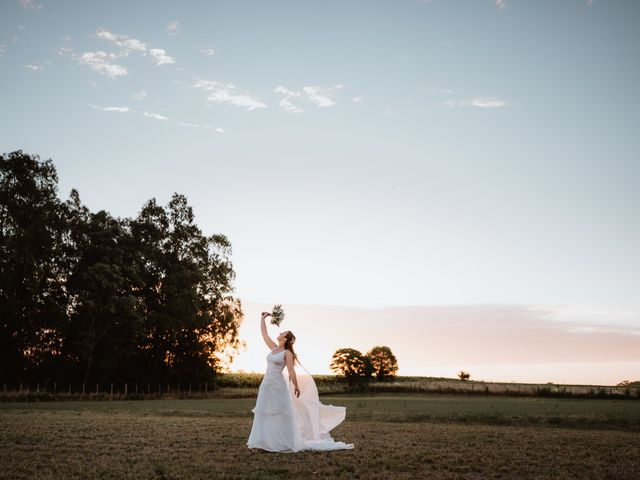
[2,395,640,479]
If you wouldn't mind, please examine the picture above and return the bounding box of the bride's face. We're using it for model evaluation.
[277,331,289,344]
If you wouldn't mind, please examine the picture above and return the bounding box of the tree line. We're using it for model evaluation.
[0,151,244,387]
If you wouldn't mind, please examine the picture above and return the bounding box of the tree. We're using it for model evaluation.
[618,380,640,387]
[329,348,373,385]
[130,194,244,383]
[365,346,398,381]
[458,371,470,381]
[63,198,144,385]
[0,151,69,384]
[0,150,244,387]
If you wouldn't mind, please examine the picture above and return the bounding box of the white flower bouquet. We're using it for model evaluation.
[270,304,285,326]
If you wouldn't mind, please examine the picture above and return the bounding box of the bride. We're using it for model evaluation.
[246,311,355,452]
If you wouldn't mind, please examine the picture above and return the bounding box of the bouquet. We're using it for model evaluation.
[270,304,285,326]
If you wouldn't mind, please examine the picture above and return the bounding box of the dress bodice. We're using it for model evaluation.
[265,348,286,377]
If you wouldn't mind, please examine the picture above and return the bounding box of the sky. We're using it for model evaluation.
[1,0,639,385]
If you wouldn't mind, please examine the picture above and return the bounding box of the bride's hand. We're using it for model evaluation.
[294,386,300,398]
[261,311,271,319]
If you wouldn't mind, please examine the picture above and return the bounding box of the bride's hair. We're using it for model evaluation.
[284,331,299,365]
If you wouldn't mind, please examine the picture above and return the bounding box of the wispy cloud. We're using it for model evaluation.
[94,29,174,69]
[19,0,43,11]
[443,96,508,108]
[496,0,506,10]
[24,64,43,72]
[274,84,345,113]
[535,304,640,328]
[274,86,300,97]
[193,78,267,111]
[303,84,344,107]
[275,86,303,113]
[143,112,169,120]
[149,48,174,65]
[24,60,51,72]
[279,98,303,114]
[89,104,131,113]
[1,28,19,56]
[79,51,128,78]
[176,122,225,133]
[200,48,217,56]
[471,97,508,108]
[352,96,364,103]
[165,21,179,36]
[133,90,147,100]
[97,29,146,53]
[204,125,225,133]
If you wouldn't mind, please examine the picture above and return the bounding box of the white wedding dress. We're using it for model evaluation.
[247,347,355,452]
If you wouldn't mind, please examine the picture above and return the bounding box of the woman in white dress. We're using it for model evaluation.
[246,311,355,452]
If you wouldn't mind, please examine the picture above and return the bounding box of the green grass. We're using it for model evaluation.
[2,394,640,479]
[2,394,639,431]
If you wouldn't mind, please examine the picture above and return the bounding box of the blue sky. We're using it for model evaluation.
[2,1,639,381]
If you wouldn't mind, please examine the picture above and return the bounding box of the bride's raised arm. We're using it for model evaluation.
[260,312,277,350]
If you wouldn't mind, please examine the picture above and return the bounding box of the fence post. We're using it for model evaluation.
[68,383,71,395]
[96,383,99,395]
[37,383,40,393]
[82,383,85,396]
[54,382,57,395]
[124,383,128,396]
[110,383,114,398]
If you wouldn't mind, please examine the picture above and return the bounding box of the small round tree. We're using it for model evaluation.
[365,346,399,381]
[330,348,373,385]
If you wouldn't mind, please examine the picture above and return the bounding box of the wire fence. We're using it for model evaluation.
[0,381,260,401]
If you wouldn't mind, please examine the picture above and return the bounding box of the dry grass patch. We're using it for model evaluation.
[1,408,639,479]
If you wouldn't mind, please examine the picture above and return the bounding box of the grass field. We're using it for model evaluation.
[2,394,639,479]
